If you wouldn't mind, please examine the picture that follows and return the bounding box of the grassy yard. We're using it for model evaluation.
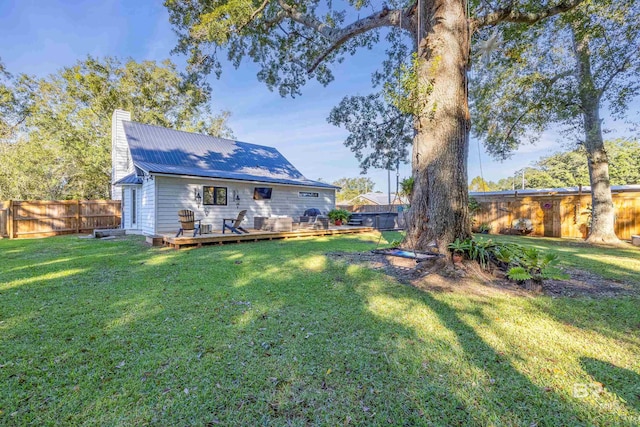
[1,233,639,426]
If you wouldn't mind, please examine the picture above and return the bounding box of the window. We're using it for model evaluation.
[253,187,272,200]
[131,189,137,224]
[203,186,227,205]
[298,191,319,198]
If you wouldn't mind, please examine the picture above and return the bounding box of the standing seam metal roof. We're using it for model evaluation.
[122,121,337,189]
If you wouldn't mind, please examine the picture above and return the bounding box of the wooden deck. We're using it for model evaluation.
[162,225,375,249]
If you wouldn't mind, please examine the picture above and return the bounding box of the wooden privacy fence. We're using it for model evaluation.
[0,200,121,239]
[471,189,640,240]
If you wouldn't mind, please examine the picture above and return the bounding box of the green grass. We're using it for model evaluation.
[1,233,639,426]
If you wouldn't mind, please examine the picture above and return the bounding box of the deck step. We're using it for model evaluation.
[93,228,126,238]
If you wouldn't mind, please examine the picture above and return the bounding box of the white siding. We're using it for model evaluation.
[111,109,132,200]
[155,176,335,234]
[139,178,156,235]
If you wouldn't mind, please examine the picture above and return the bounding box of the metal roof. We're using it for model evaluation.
[122,121,337,189]
[114,172,143,185]
[470,184,640,197]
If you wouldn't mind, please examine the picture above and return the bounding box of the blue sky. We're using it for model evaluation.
[1,0,636,192]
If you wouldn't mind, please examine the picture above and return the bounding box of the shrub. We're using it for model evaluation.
[478,222,492,233]
[327,208,351,222]
[447,236,569,285]
[505,247,568,283]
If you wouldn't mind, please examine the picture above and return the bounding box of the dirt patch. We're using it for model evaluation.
[541,267,634,298]
[326,251,635,298]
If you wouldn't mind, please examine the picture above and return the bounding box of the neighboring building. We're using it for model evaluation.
[339,192,408,206]
[111,110,337,235]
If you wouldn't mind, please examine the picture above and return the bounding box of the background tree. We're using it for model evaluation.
[399,176,415,203]
[0,57,232,200]
[332,177,375,203]
[469,139,639,191]
[0,59,33,141]
[469,176,495,192]
[166,0,582,252]
[471,0,640,243]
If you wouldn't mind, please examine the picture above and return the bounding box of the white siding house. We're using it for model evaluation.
[111,110,337,235]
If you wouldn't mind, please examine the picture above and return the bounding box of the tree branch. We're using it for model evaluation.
[598,42,640,97]
[501,70,573,144]
[234,0,271,34]
[277,1,415,73]
[471,0,584,32]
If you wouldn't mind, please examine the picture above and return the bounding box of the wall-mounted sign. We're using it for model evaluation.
[299,192,319,198]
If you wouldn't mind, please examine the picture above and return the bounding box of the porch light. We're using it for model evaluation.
[194,189,202,207]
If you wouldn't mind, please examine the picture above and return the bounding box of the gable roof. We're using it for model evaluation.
[122,121,337,189]
[341,192,408,205]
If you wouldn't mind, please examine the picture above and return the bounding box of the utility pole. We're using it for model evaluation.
[387,168,391,205]
[522,168,525,190]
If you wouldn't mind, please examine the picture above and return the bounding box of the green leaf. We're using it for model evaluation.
[507,266,532,282]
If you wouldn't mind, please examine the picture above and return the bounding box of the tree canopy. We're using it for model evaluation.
[165,0,584,251]
[332,177,375,203]
[0,57,232,200]
[469,138,640,191]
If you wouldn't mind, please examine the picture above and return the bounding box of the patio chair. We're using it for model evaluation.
[176,209,201,237]
[222,210,250,234]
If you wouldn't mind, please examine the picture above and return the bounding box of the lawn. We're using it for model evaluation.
[1,233,639,426]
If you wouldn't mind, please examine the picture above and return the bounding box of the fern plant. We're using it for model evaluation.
[447,238,472,254]
[468,238,496,270]
[507,248,568,282]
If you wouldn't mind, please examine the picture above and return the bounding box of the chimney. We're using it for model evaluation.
[111,109,132,200]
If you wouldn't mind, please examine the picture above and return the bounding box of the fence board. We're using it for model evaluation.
[1,200,121,239]
[0,201,8,238]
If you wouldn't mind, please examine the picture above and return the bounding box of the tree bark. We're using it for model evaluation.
[403,0,472,252]
[572,27,620,244]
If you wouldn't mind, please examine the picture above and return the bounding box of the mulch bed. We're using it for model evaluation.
[326,251,635,298]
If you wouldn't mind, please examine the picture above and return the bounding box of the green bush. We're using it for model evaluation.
[447,236,568,284]
[327,208,351,222]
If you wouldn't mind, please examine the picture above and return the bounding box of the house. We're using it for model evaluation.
[111,110,337,235]
[339,192,408,206]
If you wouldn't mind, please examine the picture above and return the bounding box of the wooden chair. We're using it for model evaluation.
[176,209,201,237]
[222,210,249,234]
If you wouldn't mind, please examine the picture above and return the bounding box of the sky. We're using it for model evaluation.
[1,0,637,193]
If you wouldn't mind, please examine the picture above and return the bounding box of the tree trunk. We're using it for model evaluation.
[403,0,472,252]
[572,27,620,244]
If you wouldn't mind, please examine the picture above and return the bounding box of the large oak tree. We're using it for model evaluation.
[166,0,583,251]
[471,0,639,244]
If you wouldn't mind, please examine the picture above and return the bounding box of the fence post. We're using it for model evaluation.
[8,200,14,239]
[76,200,81,234]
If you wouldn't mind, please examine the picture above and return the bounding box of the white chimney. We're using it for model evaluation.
[111,109,132,200]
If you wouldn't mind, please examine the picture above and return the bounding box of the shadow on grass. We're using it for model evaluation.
[531,297,640,348]
[581,357,640,412]
[0,234,629,425]
[411,291,586,426]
